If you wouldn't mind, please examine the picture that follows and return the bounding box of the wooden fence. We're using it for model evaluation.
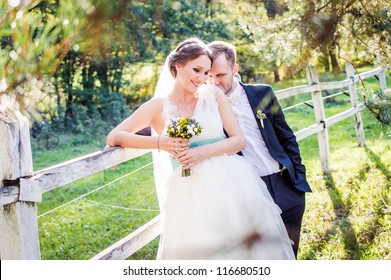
[0,62,388,260]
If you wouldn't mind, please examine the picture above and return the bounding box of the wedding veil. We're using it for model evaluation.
[152,54,175,213]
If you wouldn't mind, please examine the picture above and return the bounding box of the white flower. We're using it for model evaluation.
[0,78,7,92]
[187,125,194,135]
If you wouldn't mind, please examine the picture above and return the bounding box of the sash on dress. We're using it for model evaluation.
[170,137,226,168]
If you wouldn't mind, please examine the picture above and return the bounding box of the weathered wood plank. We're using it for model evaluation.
[294,123,323,142]
[324,104,364,127]
[0,202,40,259]
[0,186,19,206]
[91,215,162,260]
[0,110,40,259]
[0,111,33,181]
[33,147,150,194]
[346,62,366,147]
[294,105,364,142]
[276,84,319,100]
[276,80,351,100]
[275,67,385,100]
[307,66,330,173]
[356,67,384,80]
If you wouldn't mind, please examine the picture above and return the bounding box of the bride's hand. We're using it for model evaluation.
[159,136,189,155]
[176,146,206,170]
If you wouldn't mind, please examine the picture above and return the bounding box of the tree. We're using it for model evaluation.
[0,0,126,112]
[1,0,235,140]
[364,90,391,126]
[238,0,391,80]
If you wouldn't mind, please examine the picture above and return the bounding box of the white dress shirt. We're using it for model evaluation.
[227,80,280,177]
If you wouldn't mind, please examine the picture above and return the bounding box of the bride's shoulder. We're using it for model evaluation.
[138,97,164,114]
[147,97,165,106]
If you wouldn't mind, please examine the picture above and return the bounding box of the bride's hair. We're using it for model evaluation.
[169,37,212,77]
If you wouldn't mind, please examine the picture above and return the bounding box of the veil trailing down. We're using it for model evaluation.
[151,54,175,213]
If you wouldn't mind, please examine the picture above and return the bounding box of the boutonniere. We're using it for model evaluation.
[256,110,267,128]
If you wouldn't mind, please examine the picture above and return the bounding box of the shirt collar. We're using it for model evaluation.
[227,78,242,105]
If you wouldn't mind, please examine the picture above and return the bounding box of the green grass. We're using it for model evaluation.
[33,67,391,260]
[35,147,159,260]
[294,117,391,259]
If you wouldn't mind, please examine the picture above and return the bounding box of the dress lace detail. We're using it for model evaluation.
[161,96,178,122]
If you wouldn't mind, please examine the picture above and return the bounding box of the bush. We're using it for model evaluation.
[32,89,130,150]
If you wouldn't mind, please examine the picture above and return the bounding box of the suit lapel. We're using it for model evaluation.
[240,83,270,142]
[240,82,260,111]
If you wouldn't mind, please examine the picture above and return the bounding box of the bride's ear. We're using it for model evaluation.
[175,64,182,74]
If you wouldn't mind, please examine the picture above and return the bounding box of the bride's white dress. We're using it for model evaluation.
[156,87,295,260]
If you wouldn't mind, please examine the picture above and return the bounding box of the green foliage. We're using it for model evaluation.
[239,0,391,78]
[162,0,232,43]
[0,0,96,98]
[31,88,129,149]
[4,0,234,144]
[363,90,391,126]
[4,0,389,140]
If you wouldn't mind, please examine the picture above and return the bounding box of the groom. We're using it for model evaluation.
[206,41,311,258]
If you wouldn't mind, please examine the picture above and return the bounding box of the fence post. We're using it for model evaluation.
[0,109,41,259]
[345,62,366,147]
[306,66,330,173]
[376,55,388,93]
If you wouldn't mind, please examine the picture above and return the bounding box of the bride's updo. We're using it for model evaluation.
[168,37,212,77]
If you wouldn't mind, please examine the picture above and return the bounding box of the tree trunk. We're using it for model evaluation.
[329,40,341,73]
[320,44,330,72]
[273,68,280,83]
[63,56,75,127]
[96,59,109,90]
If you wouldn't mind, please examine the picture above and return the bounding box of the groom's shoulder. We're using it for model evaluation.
[241,82,274,94]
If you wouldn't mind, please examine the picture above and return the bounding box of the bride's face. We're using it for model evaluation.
[176,55,211,93]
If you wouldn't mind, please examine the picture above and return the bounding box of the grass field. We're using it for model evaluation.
[32,68,391,260]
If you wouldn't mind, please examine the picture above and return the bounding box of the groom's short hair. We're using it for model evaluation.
[207,41,237,68]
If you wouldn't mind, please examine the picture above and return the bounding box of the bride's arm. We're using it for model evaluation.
[106,99,160,149]
[106,99,188,153]
[176,90,245,167]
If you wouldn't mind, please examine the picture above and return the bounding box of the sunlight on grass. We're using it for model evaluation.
[299,135,391,260]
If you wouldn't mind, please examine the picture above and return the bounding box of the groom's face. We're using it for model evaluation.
[208,54,238,96]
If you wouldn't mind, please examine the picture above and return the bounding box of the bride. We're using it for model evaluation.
[106,37,295,260]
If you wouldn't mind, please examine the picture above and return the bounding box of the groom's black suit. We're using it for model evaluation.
[240,82,311,257]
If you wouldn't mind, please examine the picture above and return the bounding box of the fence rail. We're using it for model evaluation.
[0,62,388,260]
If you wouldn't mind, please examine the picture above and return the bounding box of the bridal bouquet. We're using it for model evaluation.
[167,116,203,177]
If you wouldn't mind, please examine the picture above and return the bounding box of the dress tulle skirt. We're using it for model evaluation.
[157,154,295,260]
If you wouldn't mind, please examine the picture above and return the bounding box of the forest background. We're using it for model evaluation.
[1,0,390,143]
[1,0,391,260]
